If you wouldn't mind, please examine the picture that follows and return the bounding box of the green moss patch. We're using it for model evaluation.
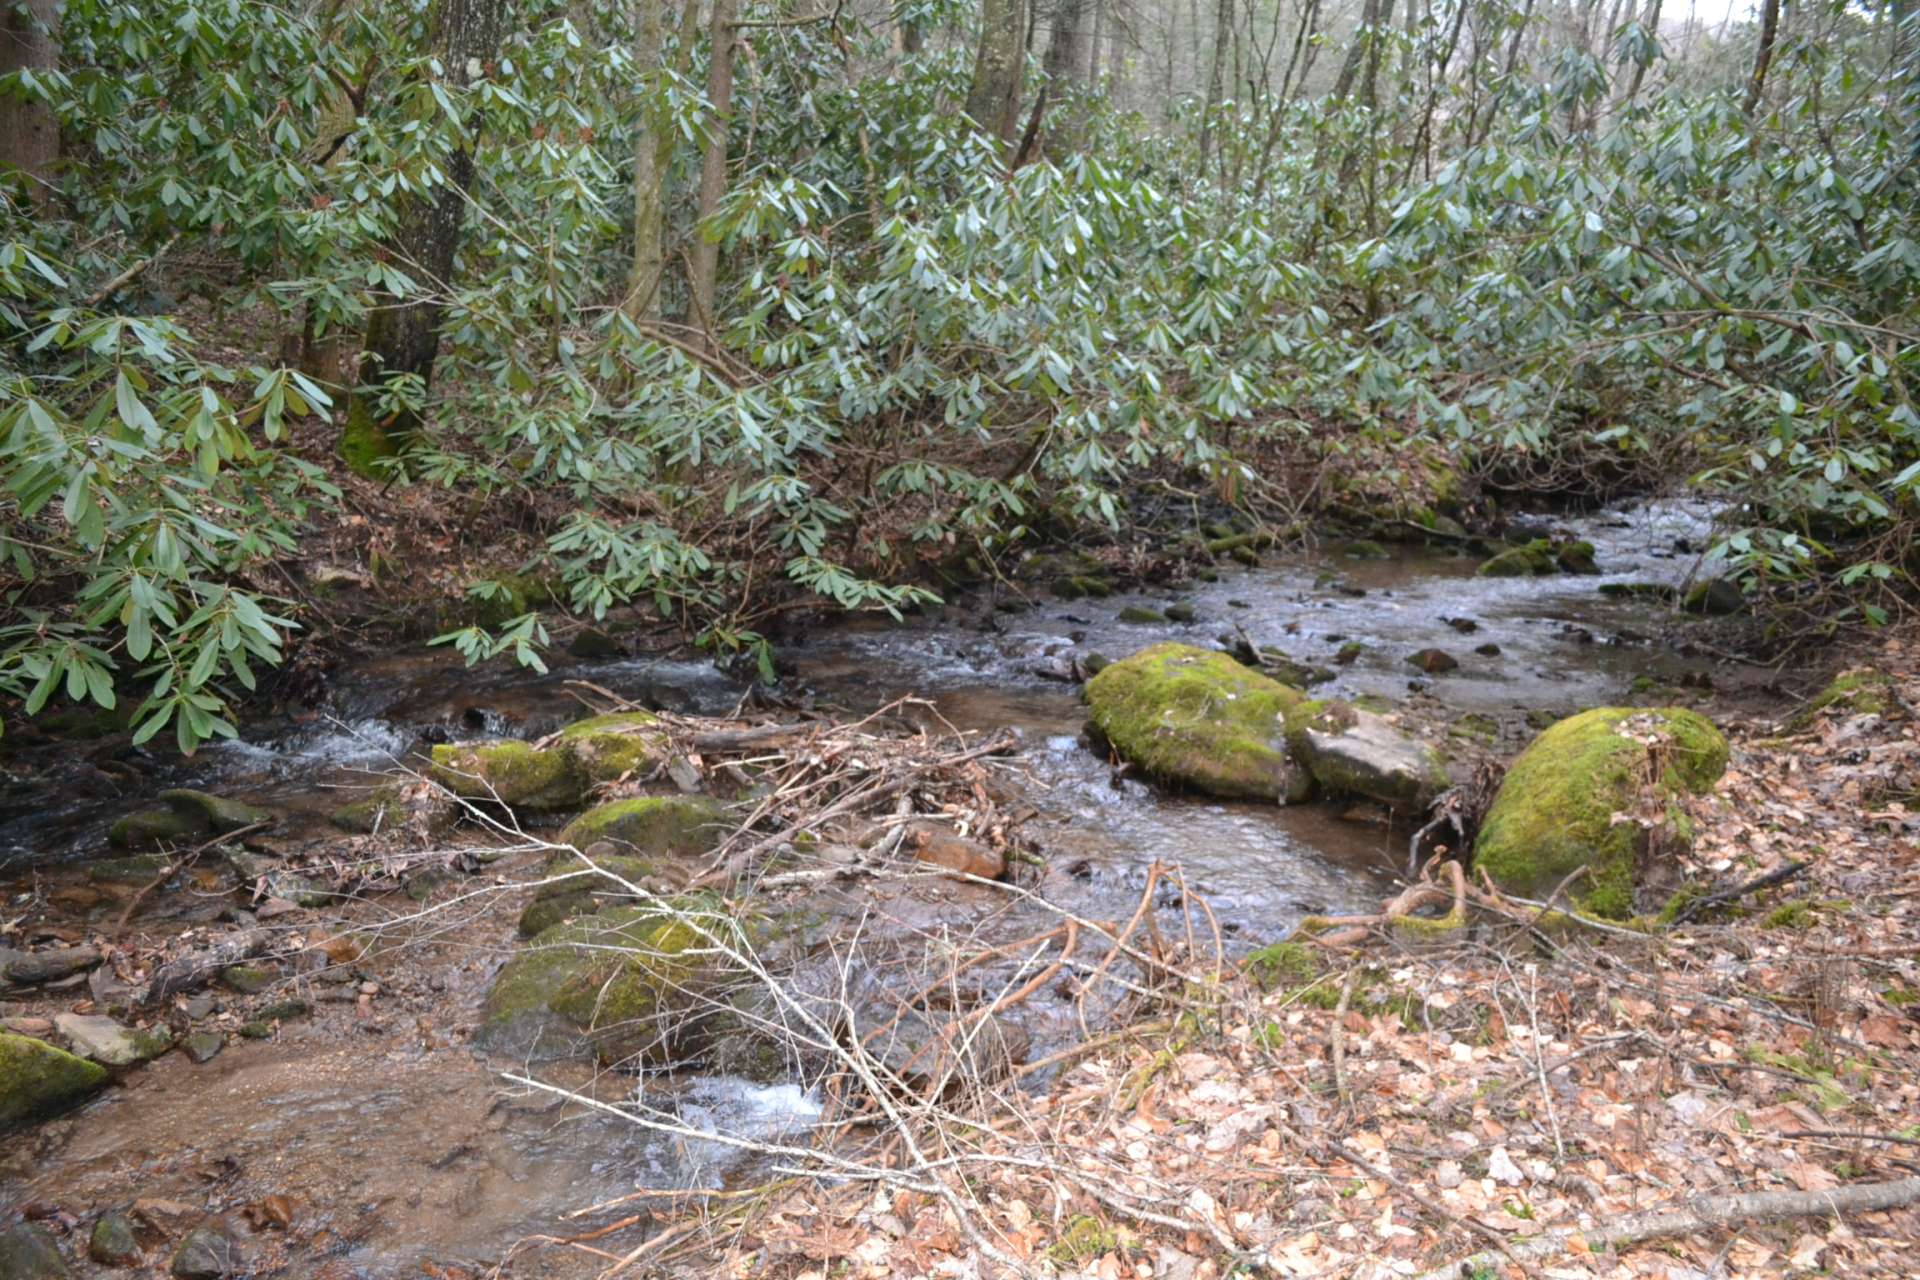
[1474,707,1727,919]
[558,795,725,856]
[0,1032,110,1130]
[1789,669,1897,730]
[1478,539,1600,578]
[430,740,587,812]
[1084,643,1307,801]
[518,851,663,936]
[557,711,671,781]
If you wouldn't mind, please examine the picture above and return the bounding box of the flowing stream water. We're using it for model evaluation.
[0,502,1760,1277]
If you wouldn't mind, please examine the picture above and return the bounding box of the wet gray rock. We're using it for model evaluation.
[1284,700,1451,812]
[264,870,329,908]
[1405,648,1459,674]
[182,1031,224,1064]
[0,1223,72,1279]
[169,1223,242,1278]
[54,1014,172,1069]
[88,1213,141,1267]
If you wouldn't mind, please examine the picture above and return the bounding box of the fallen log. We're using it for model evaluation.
[140,928,278,1006]
[1409,1174,1920,1280]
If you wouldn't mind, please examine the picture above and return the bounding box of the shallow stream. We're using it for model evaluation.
[0,502,1763,1277]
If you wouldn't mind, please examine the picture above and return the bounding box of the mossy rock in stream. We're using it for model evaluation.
[1474,707,1727,919]
[518,850,665,937]
[1282,699,1450,811]
[107,789,275,850]
[0,1032,110,1131]
[475,900,744,1066]
[1478,538,1599,578]
[1084,643,1309,802]
[429,740,587,812]
[1020,550,1115,599]
[557,796,726,856]
[328,785,405,834]
[1787,669,1897,730]
[555,711,670,781]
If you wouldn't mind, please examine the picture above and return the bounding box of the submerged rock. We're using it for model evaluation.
[429,740,587,812]
[88,1213,141,1267]
[0,1223,72,1279]
[1682,577,1745,615]
[0,1031,109,1129]
[108,790,274,850]
[1405,648,1458,674]
[1084,643,1309,802]
[1475,707,1727,918]
[327,785,404,834]
[475,901,744,1066]
[169,1222,242,1278]
[1283,700,1450,811]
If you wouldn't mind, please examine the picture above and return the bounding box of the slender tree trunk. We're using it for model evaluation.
[625,0,669,320]
[1088,0,1105,81]
[1039,0,1090,154]
[1333,0,1379,99]
[1620,0,1662,108]
[689,0,737,344]
[1198,0,1232,160]
[0,0,59,208]
[342,0,511,476]
[967,0,1028,150]
[1742,0,1781,115]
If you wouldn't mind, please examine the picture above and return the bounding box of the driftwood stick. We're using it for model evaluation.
[140,927,279,1006]
[1671,859,1809,924]
[1410,1174,1920,1280]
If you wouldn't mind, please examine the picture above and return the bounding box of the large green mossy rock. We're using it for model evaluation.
[1283,700,1451,811]
[429,740,587,812]
[475,902,741,1065]
[1084,643,1308,801]
[518,851,663,937]
[1788,668,1897,730]
[107,789,275,850]
[557,795,725,855]
[0,1223,73,1279]
[555,712,669,781]
[1475,707,1728,919]
[0,1032,110,1131]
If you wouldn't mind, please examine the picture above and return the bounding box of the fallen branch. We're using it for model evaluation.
[1671,859,1810,924]
[1410,1174,1920,1280]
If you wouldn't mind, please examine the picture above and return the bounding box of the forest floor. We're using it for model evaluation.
[656,637,1920,1279]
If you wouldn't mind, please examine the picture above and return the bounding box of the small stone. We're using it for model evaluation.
[237,1022,273,1040]
[89,1212,142,1267]
[182,995,216,1020]
[170,1223,242,1278]
[1406,648,1459,674]
[87,853,173,884]
[182,1031,224,1064]
[1443,616,1478,633]
[264,871,329,908]
[567,628,625,659]
[255,999,311,1023]
[254,898,301,920]
[0,1223,72,1279]
[1163,603,1196,623]
[219,965,275,995]
[1117,606,1167,624]
[909,827,1005,880]
[1474,642,1502,656]
[1334,641,1364,665]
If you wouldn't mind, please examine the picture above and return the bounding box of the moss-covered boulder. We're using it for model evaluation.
[0,1223,73,1279]
[107,789,274,849]
[557,795,725,855]
[1788,669,1897,730]
[555,711,669,782]
[429,740,586,812]
[0,1032,110,1130]
[328,785,405,835]
[1283,700,1450,811]
[1682,578,1745,615]
[1475,707,1728,919]
[517,850,664,937]
[1084,643,1309,801]
[474,901,742,1065]
[1478,538,1600,578]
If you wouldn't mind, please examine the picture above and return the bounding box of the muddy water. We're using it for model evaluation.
[0,502,1749,1276]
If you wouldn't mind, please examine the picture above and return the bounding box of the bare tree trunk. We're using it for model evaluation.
[1088,0,1105,81]
[1044,0,1090,152]
[1333,0,1380,99]
[342,0,511,476]
[625,0,670,320]
[1742,0,1781,115]
[967,0,1028,150]
[0,0,59,208]
[1198,0,1232,160]
[689,0,738,344]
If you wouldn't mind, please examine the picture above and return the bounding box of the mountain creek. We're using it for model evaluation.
[0,503,1792,1279]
